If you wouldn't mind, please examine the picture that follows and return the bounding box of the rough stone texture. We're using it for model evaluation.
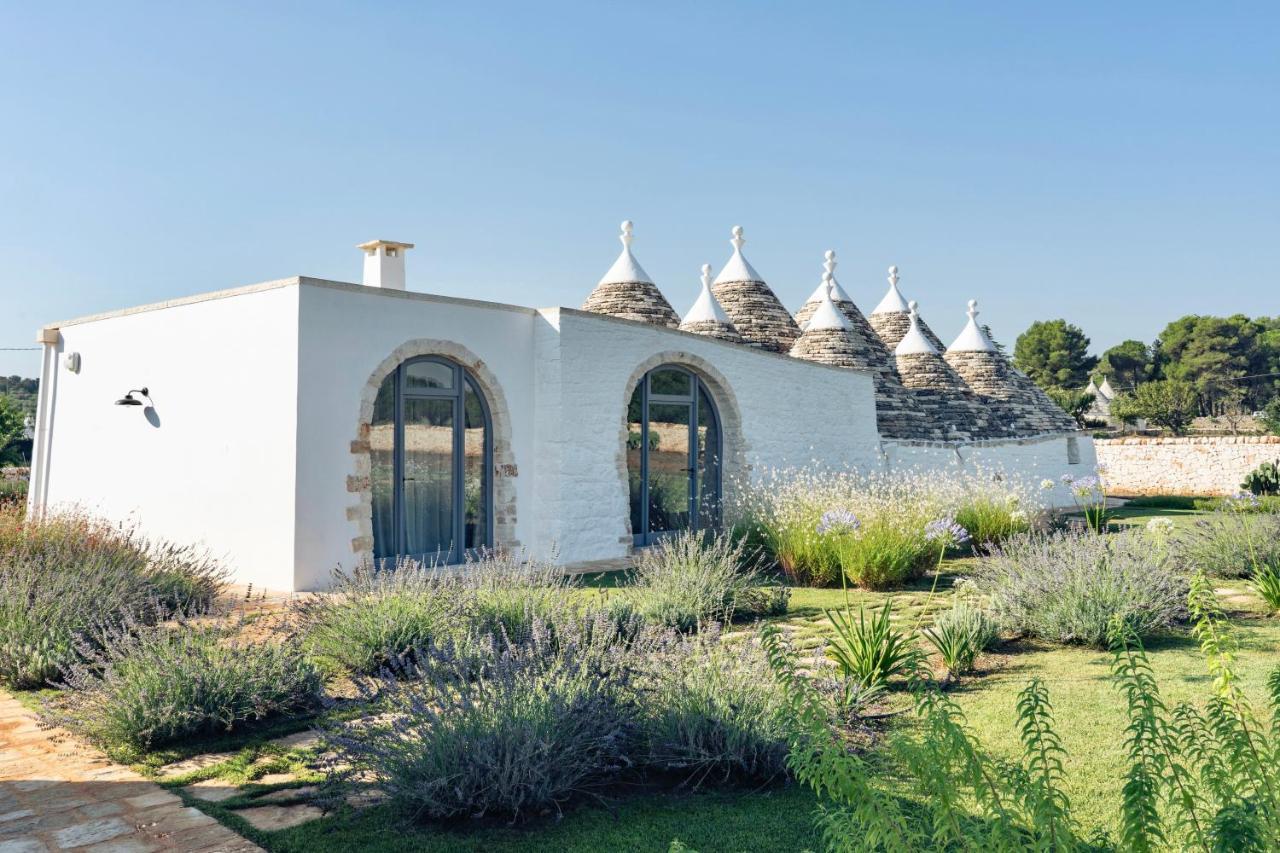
[945,350,1078,435]
[581,280,680,328]
[0,690,261,853]
[678,318,743,344]
[233,805,323,831]
[1095,436,1280,496]
[894,352,999,440]
[868,310,946,353]
[710,279,800,354]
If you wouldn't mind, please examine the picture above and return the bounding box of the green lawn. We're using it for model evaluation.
[166,506,1280,851]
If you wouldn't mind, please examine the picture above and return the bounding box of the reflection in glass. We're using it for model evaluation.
[405,360,454,391]
[627,384,644,535]
[402,397,455,558]
[463,379,487,550]
[697,385,721,528]
[648,402,691,533]
[649,368,692,397]
[370,374,396,559]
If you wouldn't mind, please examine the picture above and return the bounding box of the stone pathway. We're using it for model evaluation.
[0,691,263,853]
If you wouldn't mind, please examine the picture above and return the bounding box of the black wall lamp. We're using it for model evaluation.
[115,387,151,407]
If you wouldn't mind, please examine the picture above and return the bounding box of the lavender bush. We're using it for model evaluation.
[0,509,226,688]
[52,615,322,760]
[974,529,1187,647]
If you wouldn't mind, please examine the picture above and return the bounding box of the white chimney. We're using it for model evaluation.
[357,239,415,290]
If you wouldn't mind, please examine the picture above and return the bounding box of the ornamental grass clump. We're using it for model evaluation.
[52,615,322,760]
[923,601,998,683]
[298,562,467,676]
[1171,499,1280,579]
[0,508,226,688]
[638,626,790,787]
[975,529,1187,647]
[628,531,786,632]
[462,550,577,640]
[733,467,1039,588]
[325,612,643,822]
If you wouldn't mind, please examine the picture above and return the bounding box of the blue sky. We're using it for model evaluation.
[2,2,1276,377]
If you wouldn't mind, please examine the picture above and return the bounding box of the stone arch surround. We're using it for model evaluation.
[616,351,749,543]
[347,339,519,564]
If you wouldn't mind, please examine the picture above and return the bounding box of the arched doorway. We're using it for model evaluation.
[370,355,492,564]
[627,365,722,546]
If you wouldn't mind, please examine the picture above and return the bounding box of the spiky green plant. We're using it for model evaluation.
[824,599,921,691]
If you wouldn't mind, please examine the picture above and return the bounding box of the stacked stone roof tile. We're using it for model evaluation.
[579,224,1079,443]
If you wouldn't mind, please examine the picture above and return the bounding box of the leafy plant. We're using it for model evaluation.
[298,562,466,675]
[1109,379,1200,435]
[324,612,641,822]
[628,531,785,631]
[976,529,1187,647]
[824,599,920,690]
[0,509,226,688]
[463,550,576,640]
[1046,387,1095,428]
[953,493,1033,550]
[1172,508,1280,579]
[51,616,322,760]
[1242,459,1280,496]
[638,627,790,787]
[1252,566,1280,613]
[923,602,998,683]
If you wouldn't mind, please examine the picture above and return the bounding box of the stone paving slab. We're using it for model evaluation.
[0,691,264,852]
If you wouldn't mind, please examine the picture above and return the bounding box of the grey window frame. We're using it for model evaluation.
[630,365,722,546]
[379,355,493,565]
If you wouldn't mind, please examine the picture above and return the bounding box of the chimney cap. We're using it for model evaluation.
[357,239,416,252]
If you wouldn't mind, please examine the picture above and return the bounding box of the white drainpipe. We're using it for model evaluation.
[26,327,59,519]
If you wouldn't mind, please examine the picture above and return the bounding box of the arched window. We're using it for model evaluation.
[627,365,722,546]
[370,356,492,564]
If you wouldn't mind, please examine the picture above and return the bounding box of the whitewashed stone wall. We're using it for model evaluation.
[1096,436,1280,496]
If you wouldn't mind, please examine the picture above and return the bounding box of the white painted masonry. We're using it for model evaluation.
[29,275,1093,591]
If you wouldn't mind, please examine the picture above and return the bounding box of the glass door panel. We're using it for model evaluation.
[402,397,455,559]
[462,380,487,551]
[627,386,645,535]
[647,402,692,534]
[370,377,397,560]
[696,386,721,529]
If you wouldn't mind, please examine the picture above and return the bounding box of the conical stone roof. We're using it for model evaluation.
[791,253,936,439]
[868,266,946,352]
[581,221,680,328]
[894,302,1003,440]
[710,226,800,354]
[943,300,1077,435]
[680,264,743,343]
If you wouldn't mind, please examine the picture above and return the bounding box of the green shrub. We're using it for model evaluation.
[761,571,1280,851]
[975,529,1187,647]
[830,518,936,589]
[52,616,322,759]
[923,602,998,682]
[298,563,466,675]
[953,493,1032,549]
[628,532,785,631]
[1252,566,1280,613]
[1242,459,1280,496]
[325,613,640,822]
[0,509,226,688]
[0,478,26,509]
[824,599,921,690]
[639,628,790,787]
[1120,494,1203,510]
[463,551,576,639]
[1171,509,1280,578]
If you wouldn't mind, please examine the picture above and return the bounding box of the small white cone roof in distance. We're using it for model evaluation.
[713,225,765,284]
[871,265,910,315]
[804,273,852,331]
[682,264,735,325]
[598,220,653,285]
[895,301,939,355]
[947,299,998,353]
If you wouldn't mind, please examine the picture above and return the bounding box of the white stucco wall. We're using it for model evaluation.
[882,433,1097,507]
[34,284,302,589]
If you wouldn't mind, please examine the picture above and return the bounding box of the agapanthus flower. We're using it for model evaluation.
[1146,517,1175,535]
[925,517,970,547]
[1227,491,1261,509]
[1040,478,1056,491]
[1060,474,1075,485]
[817,509,860,535]
[1071,476,1100,497]
[1010,509,1028,524]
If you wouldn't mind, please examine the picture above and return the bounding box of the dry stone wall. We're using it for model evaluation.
[1095,436,1280,496]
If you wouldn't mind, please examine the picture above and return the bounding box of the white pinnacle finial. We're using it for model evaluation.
[700,263,712,290]
[895,298,938,355]
[872,263,910,315]
[597,220,652,285]
[889,265,900,286]
[682,262,734,327]
[804,269,851,331]
[948,297,996,352]
[730,225,744,251]
[824,250,836,279]
[823,270,835,300]
[620,220,634,248]
[713,225,764,284]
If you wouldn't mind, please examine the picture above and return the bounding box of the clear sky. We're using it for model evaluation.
[2,2,1277,377]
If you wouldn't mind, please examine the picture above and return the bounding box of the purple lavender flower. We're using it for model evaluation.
[817,509,860,535]
[925,517,971,547]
